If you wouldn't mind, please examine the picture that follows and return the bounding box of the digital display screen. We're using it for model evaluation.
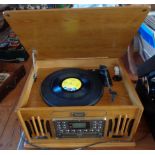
[72,122,86,129]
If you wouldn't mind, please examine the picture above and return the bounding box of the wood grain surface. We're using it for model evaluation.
[1,5,154,150]
[27,58,132,108]
[0,58,155,149]
[4,6,149,60]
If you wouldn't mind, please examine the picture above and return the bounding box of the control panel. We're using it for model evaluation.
[54,119,105,138]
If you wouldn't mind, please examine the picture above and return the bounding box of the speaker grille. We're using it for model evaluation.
[25,116,52,139]
[107,115,134,138]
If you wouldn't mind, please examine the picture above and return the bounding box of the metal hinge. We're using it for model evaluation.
[32,48,37,81]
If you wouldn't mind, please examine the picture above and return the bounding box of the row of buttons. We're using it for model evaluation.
[57,129,102,133]
[57,126,103,129]
[56,120,103,124]
[56,125,103,129]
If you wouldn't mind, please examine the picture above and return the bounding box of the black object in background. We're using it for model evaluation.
[136,79,155,140]
[0,45,29,63]
[136,55,155,140]
[137,55,155,77]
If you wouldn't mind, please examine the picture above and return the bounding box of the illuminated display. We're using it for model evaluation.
[71,122,86,129]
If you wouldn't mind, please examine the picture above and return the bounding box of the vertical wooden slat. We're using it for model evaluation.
[120,114,128,135]
[17,111,31,142]
[27,120,35,137]
[43,120,48,134]
[124,119,131,136]
[115,115,121,135]
[43,120,50,138]
[37,116,45,136]
[104,118,109,137]
[31,116,39,137]
[51,121,56,138]
[46,120,52,137]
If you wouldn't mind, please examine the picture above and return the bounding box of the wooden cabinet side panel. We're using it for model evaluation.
[15,66,35,110]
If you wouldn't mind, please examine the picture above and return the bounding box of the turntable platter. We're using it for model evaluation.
[41,68,104,106]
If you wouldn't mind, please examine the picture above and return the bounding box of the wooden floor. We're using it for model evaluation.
[0,58,31,150]
[0,58,155,150]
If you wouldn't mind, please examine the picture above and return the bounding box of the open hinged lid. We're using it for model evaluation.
[3,6,149,60]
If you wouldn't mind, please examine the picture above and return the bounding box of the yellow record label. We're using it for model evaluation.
[62,78,82,92]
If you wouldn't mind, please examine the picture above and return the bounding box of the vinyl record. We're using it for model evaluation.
[41,68,104,106]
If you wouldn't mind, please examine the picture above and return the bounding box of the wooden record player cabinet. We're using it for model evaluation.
[3,6,149,149]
